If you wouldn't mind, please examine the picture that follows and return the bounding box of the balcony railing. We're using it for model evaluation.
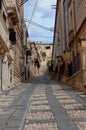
[68,53,81,77]
[4,0,19,25]
[68,29,74,43]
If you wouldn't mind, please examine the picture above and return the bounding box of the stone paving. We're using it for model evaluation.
[51,80,86,130]
[0,75,86,130]
[0,82,36,130]
[23,76,86,130]
[23,84,59,130]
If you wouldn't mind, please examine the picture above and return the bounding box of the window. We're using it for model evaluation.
[9,28,16,44]
[10,69,12,75]
[10,77,12,83]
[10,69,12,83]
[45,46,50,49]
[0,0,2,9]
[3,12,6,22]
[70,10,73,30]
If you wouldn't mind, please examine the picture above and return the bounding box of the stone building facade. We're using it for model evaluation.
[26,42,41,77]
[26,42,53,77]
[52,0,86,92]
[35,42,53,64]
[0,0,25,91]
[35,42,53,74]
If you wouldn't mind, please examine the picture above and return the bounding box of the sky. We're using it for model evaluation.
[24,0,57,43]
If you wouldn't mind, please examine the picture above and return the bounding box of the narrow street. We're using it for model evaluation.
[0,0,86,129]
[0,75,86,130]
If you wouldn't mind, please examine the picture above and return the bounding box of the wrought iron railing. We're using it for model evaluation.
[68,53,81,77]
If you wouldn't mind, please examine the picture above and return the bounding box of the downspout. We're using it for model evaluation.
[73,0,78,54]
[1,57,3,91]
[52,0,58,61]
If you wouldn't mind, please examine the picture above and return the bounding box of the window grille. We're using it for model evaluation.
[68,53,81,76]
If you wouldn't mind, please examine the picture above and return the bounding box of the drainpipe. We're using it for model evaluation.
[52,0,58,61]
[1,56,3,91]
[73,0,78,54]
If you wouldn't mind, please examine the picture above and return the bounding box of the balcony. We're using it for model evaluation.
[4,0,19,25]
[68,29,74,43]
[0,13,9,55]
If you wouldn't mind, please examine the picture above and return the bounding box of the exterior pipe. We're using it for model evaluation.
[1,57,3,91]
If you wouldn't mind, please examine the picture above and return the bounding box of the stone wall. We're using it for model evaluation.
[66,70,86,92]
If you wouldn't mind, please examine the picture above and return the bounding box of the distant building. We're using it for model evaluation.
[26,41,53,77]
[26,42,40,77]
[35,42,53,65]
